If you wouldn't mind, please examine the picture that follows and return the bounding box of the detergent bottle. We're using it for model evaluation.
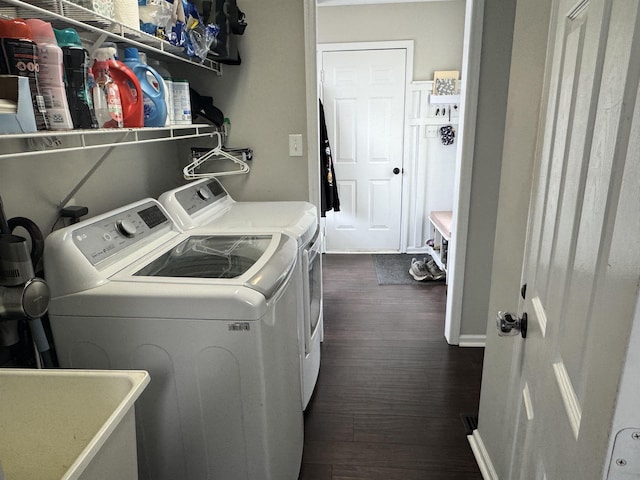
[25,20,73,130]
[147,57,173,126]
[0,18,49,130]
[102,42,145,128]
[53,27,98,129]
[95,43,143,128]
[122,47,167,127]
[92,46,123,128]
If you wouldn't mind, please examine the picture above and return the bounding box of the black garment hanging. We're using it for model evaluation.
[319,100,340,217]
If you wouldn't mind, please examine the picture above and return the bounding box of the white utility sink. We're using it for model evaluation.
[0,369,149,480]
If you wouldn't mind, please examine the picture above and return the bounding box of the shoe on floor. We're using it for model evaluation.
[409,257,432,281]
[409,256,445,282]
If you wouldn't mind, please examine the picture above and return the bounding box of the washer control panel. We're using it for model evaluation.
[174,179,228,217]
[72,202,170,266]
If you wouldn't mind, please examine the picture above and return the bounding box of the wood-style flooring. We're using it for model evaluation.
[299,254,484,480]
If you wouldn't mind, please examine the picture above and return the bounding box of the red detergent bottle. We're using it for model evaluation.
[94,43,143,128]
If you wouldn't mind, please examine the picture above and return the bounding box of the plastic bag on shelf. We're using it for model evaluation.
[138,0,173,38]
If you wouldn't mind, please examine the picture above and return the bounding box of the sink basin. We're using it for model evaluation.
[0,369,149,480]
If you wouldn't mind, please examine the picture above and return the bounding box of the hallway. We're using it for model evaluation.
[299,254,484,479]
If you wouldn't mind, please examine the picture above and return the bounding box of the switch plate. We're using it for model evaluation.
[289,134,303,157]
[426,126,438,138]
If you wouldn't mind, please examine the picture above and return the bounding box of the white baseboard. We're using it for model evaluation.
[468,429,498,480]
[459,334,486,347]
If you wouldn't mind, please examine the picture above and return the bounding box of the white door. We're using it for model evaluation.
[321,48,406,252]
[477,0,640,478]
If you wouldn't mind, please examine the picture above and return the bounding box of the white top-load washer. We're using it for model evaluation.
[44,199,303,480]
[159,178,322,409]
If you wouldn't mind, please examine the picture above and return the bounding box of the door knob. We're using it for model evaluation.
[496,311,527,338]
[393,167,401,175]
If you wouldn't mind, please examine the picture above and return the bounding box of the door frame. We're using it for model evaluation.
[444,0,484,345]
[317,40,414,253]
[308,1,484,345]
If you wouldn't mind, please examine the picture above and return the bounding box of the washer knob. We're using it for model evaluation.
[115,219,137,238]
[197,187,211,200]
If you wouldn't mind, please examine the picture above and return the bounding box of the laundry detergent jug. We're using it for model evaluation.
[122,47,167,127]
[94,43,143,128]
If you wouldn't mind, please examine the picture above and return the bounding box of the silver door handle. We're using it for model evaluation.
[496,311,527,338]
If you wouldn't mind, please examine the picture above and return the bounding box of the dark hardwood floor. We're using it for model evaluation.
[299,254,484,480]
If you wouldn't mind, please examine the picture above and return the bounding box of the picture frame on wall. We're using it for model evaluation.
[433,70,460,95]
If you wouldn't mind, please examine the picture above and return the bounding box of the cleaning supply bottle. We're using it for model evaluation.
[0,18,49,130]
[95,43,143,128]
[92,46,123,128]
[25,19,73,130]
[53,27,98,129]
[147,57,173,126]
[122,47,167,127]
[172,79,192,125]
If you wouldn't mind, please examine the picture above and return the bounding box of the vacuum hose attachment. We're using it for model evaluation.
[0,229,53,367]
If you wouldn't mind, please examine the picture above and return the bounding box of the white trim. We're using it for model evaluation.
[317,40,415,254]
[444,0,485,345]
[532,296,547,338]
[304,0,320,208]
[552,361,581,439]
[522,382,534,421]
[468,429,499,480]
[459,334,486,347]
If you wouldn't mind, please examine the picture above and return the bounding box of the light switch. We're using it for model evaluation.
[426,126,438,138]
[289,134,303,157]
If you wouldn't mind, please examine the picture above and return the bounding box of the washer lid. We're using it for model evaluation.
[132,233,296,298]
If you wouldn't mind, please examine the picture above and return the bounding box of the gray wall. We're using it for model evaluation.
[458,0,517,337]
[194,0,311,202]
[0,0,312,239]
[0,140,184,233]
[317,1,465,80]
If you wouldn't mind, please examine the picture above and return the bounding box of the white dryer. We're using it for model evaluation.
[159,178,322,409]
[44,199,303,480]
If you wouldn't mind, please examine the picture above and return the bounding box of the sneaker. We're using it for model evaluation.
[409,257,432,281]
[425,259,446,281]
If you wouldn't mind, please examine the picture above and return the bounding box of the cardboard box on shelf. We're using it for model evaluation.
[0,76,37,134]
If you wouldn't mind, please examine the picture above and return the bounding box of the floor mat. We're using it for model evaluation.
[371,254,445,286]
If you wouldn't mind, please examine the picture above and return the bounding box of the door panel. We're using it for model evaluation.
[480,0,640,477]
[322,49,406,252]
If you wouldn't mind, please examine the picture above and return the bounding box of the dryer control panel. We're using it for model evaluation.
[174,178,228,217]
[72,202,171,266]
